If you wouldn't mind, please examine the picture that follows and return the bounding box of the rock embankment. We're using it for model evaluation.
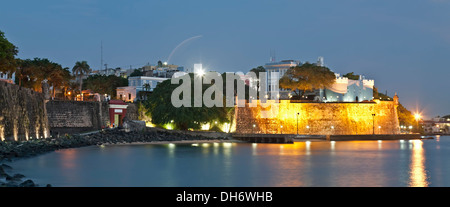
[0,127,231,187]
[1,127,230,161]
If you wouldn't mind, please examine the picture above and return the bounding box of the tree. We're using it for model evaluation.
[397,103,416,128]
[72,61,91,96]
[279,62,336,98]
[144,73,234,130]
[15,58,69,97]
[373,87,420,133]
[343,72,360,80]
[129,69,143,77]
[143,83,151,91]
[249,66,265,94]
[249,66,265,79]
[0,30,18,77]
[83,74,128,98]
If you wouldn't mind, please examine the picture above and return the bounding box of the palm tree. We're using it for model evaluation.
[72,61,91,100]
[143,83,151,91]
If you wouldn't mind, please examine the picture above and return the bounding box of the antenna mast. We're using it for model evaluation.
[270,49,276,62]
[100,41,103,71]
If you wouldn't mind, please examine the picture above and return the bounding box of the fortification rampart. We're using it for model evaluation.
[0,82,50,141]
[235,100,400,135]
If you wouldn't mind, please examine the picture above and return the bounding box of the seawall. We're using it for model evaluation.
[46,101,138,135]
[0,82,49,141]
[46,100,110,135]
[235,100,400,135]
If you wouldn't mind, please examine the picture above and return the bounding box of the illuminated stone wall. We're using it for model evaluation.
[0,82,50,141]
[235,100,400,135]
[46,100,111,134]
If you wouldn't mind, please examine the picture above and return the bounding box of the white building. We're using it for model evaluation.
[116,76,168,102]
[262,57,374,102]
[324,73,374,102]
[0,72,15,84]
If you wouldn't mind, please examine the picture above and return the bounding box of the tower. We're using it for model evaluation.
[317,56,324,67]
[393,92,399,106]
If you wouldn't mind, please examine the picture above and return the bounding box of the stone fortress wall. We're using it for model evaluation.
[235,99,400,135]
[1,80,400,139]
[46,101,110,135]
[0,81,50,141]
[46,101,138,135]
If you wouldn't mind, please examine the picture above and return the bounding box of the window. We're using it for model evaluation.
[128,93,131,100]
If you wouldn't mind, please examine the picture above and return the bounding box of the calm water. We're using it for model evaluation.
[6,136,450,187]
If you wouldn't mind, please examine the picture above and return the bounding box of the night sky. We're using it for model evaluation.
[1,0,449,118]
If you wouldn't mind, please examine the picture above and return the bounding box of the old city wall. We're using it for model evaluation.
[235,100,400,135]
[0,82,50,141]
[46,100,110,134]
[46,101,139,135]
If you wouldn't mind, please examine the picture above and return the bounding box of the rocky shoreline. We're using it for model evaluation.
[0,127,231,187]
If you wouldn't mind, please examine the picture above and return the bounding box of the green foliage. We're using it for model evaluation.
[143,73,235,130]
[0,30,18,76]
[373,86,417,130]
[72,61,91,76]
[16,58,72,95]
[397,103,415,127]
[129,69,143,77]
[279,62,336,98]
[342,72,360,80]
[443,115,450,119]
[83,74,128,97]
[373,86,391,101]
[249,66,266,79]
[209,124,224,132]
[72,61,91,93]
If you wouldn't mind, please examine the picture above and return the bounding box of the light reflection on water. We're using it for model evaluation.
[7,137,449,187]
[409,140,428,187]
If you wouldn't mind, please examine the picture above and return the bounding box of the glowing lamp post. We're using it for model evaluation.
[252,124,256,134]
[372,114,376,135]
[296,112,300,135]
[414,113,421,133]
[280,125,283,134]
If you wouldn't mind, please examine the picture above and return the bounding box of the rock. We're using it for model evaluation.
[19,179,35,187]
[1,163,12,169]
[5,173,25,182]
[0,167,6,177]
[13,173,25,179]
[5,174,14,181]
[5,182,18,187]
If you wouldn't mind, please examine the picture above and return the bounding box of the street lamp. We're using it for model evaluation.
[296,112,300,135]
[414,113,421,133]
[280,125,283,134]
[252,124,256,134]
[372,114,376,135]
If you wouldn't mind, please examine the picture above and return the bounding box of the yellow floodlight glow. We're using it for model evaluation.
[414,113,421,120]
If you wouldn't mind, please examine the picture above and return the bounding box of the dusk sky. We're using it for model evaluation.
[1,0,449,118]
